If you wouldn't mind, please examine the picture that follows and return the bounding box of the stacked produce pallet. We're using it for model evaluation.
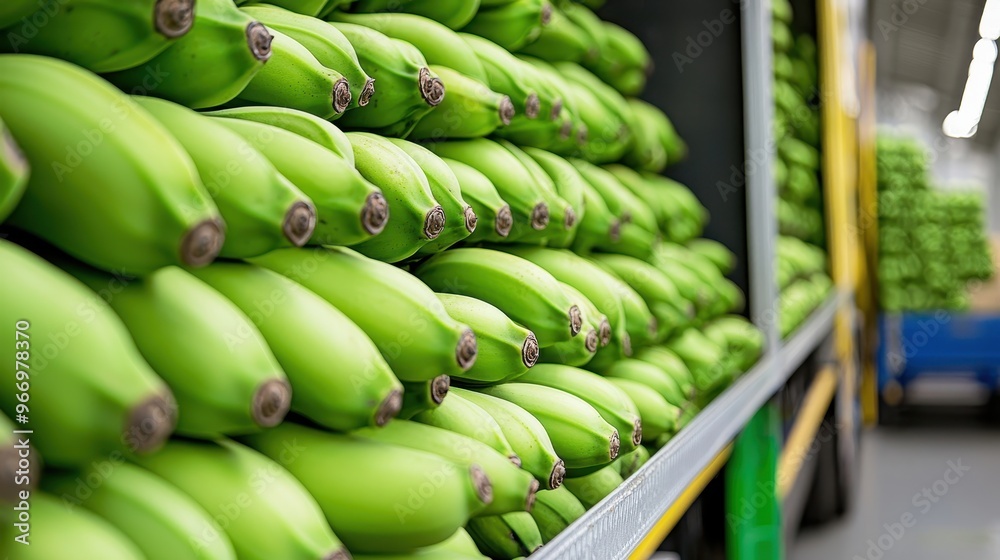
[771,0,831,337]
[0,0,764,558]
[877,136,994,311]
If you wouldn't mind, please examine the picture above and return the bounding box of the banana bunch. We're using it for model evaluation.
[500,139,577,244]
[462,33,548,120]
[346,0,482,30]
[464,0,553,51]
[437,294,539,385]
[443,158,514,243]
[585,20,652,97]
[208,116,387,247]
[106,0,272,109]
[330,23,444,136]
[633,347,696,400]
[0,240,175,466]
[134,96,317,257]
[602,359,689,411]
[416,248,583,347]
[353,420,539,517]
[7,493,144,559]
[134,438,348,560]
[703,316,764,373]
[242,423,493,553]
[665,328,729,404]
[206,105,355,162]
[409,65,515,140]
[538,283,606,366]
[65,263,291,438]
[250,246,478,381]
[467,511,544,558]
[241,5,375,109]
[644,173,707,242]
[0,55,224,274]
[530,486,587,543]
[413,391,520,464]
[346,132,444,262]
[191,261,404,431]
[605,377,677,442]
[454,388,566,490]
[44,463,238,560]
[525,147,587,248]
[518,3,591,63]
[1,0,195,73]
[0,116,28,222]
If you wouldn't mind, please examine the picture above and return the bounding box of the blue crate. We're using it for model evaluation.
[877,312,1000,391]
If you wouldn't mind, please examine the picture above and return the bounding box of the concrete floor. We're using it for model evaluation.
[791,411,1000,560]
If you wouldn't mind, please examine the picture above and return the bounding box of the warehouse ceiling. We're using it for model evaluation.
[872,0,1000,146]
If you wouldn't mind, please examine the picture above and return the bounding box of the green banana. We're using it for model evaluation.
[590,253,695,339]
[587,21,651,96]
[416,248,583,346]
[437,294,538,385]
[517,4,590,62]
[241,5,375,108]
[7,493,144,559]
[477,383,619,469]
[67,264,291,437]
[134,96,316,256]
[345,132,444,261]
[605,163,674,229]
[353,420,539,517]
[569,171,621,254]
[105,0,272,109]
[665,329,728,403]
[556,80,626,163]
[244,0,328,16]
[390,137,476,254]
[0,240,175,467]
[524,147,586,248]
[530,486,586,543]
[399,375,452,419]
[348,0,482,30]
[460,33,541,118]
[425,139,549,241]
[133,438,348,560]
[633,347,695,399]
[355,551,486,560]
[1,0,194,73]
[605,378,676,442]
[190,261,404,431]
[558,280,610,346]
[613,445,650,479]
[493,103,574,149]
[251,246,478,380]
[412,391,520,464]
[467,511,544,558]
[539,321,597,367]
[0,1,37,29]
[0,116,28,222]
[621,102,668,173]
[436,528,490,557]
[463,0,552,51]
[571,159,657,232]
[687,238,736,274]
[0,55,223,274]
[409,65,515,140]
[45,463,238,560]
[560,2,605,63]
[209,118,387,247]
[602,359,687,409]
[643,173,706,241]
[597,222,658,260]
[205,105,355,163]
[518,364,642,453]
[330,23,444,135]
[235,29,351,118]
[498,139,574,245]
[329,11,488,84]
[442,158,514,242]
[455,388,565,490]
[562,464,624,509]
[703,316,764,372]
[241,423,492,553]
[556,61,632,133]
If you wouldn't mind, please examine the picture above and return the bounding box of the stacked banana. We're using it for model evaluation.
[0,0,764,559]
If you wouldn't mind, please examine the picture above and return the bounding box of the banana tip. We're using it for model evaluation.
[525,93,541,120]
[549,460,566,490]
[541,2,553,25]
[362,192,389,235]
[609,430,621,460]
[522,332,539,368]
[496,205,513,238]
[564,206,577,229]
[419,68,446,106]
[333,78,352,114]
[509,454,522,467]
[463,205,478,234]
[576,124,589,146]
[531,203,549,230]
[126,392,177,455]
[423,206,446,239]
[632,418,643,446]
[559,120,573,141]
[623,333,633,357]
[283,201,316,247]
[647,317,658,339]
[568,305,583,337]
[550,98,564,121]
[456,328,478,371]
[155,0,195,38]
[430,375,451,405]
[599,319,612,347]
[499,96,515,126]
[360,78,376,107]
[609,220,622,243]
[252,378,292,428]
[526,479,540,512]
[470,464,494,505]
[375,389,404,426]
[585,329,598,353]
[180,219,224,267]
[245,22,273,62]
[323,549,352,560]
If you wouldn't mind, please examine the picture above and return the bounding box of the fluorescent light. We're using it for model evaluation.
[974,37,998,62]
[942,38,998,138]
[943,110,976,138]
[981,0,1000,39]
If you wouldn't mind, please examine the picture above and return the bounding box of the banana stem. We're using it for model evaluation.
[568,305,583,337]
[179,219,224,267]
[521,332,539,368]
[495,205,513,238]
[525,479,540,512]
[548,459,566,490]
[647,317,658,339]
[245,22,274,62]
[540,2,553,26]
[622,333,632,357]
[463,206,478,234]
[429,375,451,405]
[154,0,195,38]
[609,430,621,461]
[125,393,176,454]
[423,206,446,239]
[322,548,352,560]
[282,201,317,247]
[362,192,389,235]
[631,418,643,446]
[598,318,612,347]
[509,455,522,467]
[584,329,598,353]
[469,464,494,506]
[576,124,589,146]
[608,219,622,242]
[530,203,549,230]
[559,120,573,141]
[524,94,541,119]
[550,98,564,121]
[499,96,515,126]
[374,389,403,427]
[332,79,352,114]
[455,328,478,371]
[564,206,577,228]
[418,68,446,107]
[252,379,292,428]
[359,78,376,107]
